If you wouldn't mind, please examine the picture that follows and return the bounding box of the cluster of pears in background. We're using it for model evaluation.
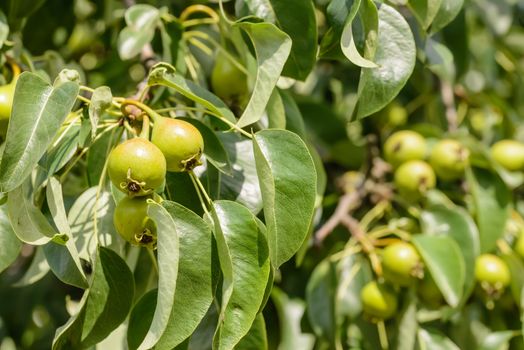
[357,129,524,321]
[384,129,524,198]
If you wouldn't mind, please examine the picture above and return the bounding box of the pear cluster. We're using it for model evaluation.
[109,112,204,247]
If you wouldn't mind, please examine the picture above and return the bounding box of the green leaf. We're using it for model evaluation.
[418,328,460,350]
[165,172,203,216]
[43,241,89,289]
[217,133,262,214]
[42,123,80,176]
[117,4,160,60]
[253,129,316,267]
[235,0,274,20]
[180,118,231,175]
[467,168,510,253]
[212,200,271,350]
[265,89,286,129]
[0,72,79,192]
[234,21,292,128]
[13,247,50,287]
[87,129,117,186]
[0,203,21,274]
[43,177,88,288]
[430,0,464,34]
[280,89,306,138]
[270,0,317,80]
[88,86,112,137]
[340,0,379,68]
[336,253,372,321]
[155,201,217,349]
[421,205,479,301]
[137,203,180,350]
[478,331,517,350]
[272,287,315,350]
[148,63,236,123]
[318,0,354,59]
[235,314,268,350]
[412,235,465,307]
[393,291,417,350]
[7,178,63,245]
[306,259,336,343]
[355,4,416,120]
[68,187,121,260]
[159,20,185,73]
[474,0,512,36]
[127,290,157,350]
[410,0,443,29]
[187,305,219,350]
[425,38,455,83]
[0,10,8,48]
[500,252,524,305]
[237,0,316,80]
[46,176,73,236]
[52,247,134,349]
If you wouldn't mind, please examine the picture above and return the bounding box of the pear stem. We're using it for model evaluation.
[120,99,163,124]
[139,114,150,139]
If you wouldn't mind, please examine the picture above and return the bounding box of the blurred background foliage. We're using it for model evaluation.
[1,0,524,349]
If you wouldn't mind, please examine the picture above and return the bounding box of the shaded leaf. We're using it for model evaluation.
[42,123,80,176]
[7,178,63,245]
[467,168,510,253]
[234,21,291,128]
[410,0,443,29]
[68,187,121,260]
[393,291,417,350]
[272,287,315,350]
[478,331,517,350]
[88,86,112,136]
[306,259,337,343]
[340,0,379,68]
[430,0,464,34]
[127,290,157,350]
[52,247,134,349]
[501,252,524,306]
[418,327,460,350]
[412,235,465,307]
[13,247,50,287]
[421,205,479,301]
[0,10,9,49]
[0,203,21,274]
[217,133,262,214]
[271,0,317,80]
[425,38,455,83]
[235,314,268,350]
[187,305,219,350]
[118,4,159,60]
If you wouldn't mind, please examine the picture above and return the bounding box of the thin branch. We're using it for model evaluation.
[314,191,361,245]
[441,80,457,132]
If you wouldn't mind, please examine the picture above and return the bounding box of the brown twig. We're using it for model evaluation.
[314,191,362,245]
[340,214,382,276]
